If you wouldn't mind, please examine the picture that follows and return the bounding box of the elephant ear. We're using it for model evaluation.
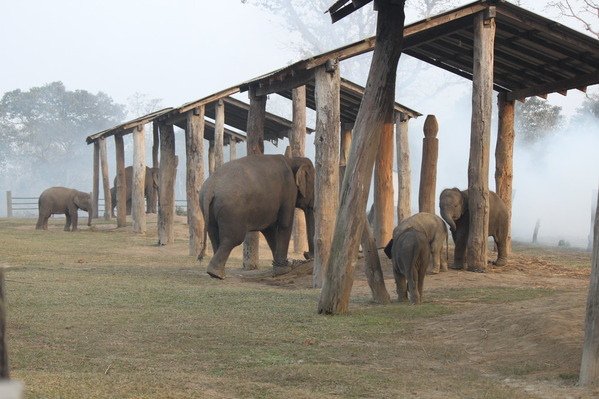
[383,239,394,259]
[295,164,314,201]
[74,192,88,210]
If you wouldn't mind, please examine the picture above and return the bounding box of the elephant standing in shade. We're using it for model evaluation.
[439,188,509,270]
[111,166,159,216]
[36,187,93,231]
[199,154,315,279]
[384,227,430,304]
[390,212,448,274]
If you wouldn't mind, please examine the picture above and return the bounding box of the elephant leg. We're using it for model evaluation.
[494,235,508,266]
[261,225,278,259]
[207,226,220,256]
[206,239,236,280]
[273,221,293,269]
[70,206,79,231]
[392,264,407,302]
[36,213,48,230]
[417,263,426,304]
[451,228,467,270]
[64,211,72,231]
[407,267,420,305]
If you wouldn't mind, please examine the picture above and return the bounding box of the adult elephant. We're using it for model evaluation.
[111,166,159,216]
[386,212,448,274]
[199,154,315,279]
[439,188,509,270]
[36,187,93,231]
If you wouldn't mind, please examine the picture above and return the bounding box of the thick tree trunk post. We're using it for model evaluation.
[396,112,411,222]
[589,190,598,252]
[291,85,308,255]
[361,220,391,304]
[99,138,111,220]
[339,123,353,177]
[318,1,406,315]
[114,134,127,228]
[466,10,495,272]
[374,119,395,245]
[0,269,9,379]
[5,192,11,218]
[313,61,341,288]
[214,99,225,170]
[148,122,159,213]
[186,107,206,257]
[158,124,176,245]
[579,188,599,386]
[92,141,100,218]
[208,140,215,175]
[229,139,237,161]
[495,93,515,255]
[532,219,541,244]
[419,115,439,214]
[243,88,266,270]
[132,125,146,234]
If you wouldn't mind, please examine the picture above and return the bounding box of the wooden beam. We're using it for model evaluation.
[114,134,127,228]
[467,11,495,272]
[214,99,225,169]
[178,86,240,114]
[313,62,341,288]
[505,71,599,102]
[158,124,176,245]
[186,107,206,257]
[92,141,100,219]
[418,115,439,214]
[253,68,315,98]
[495,93,515,256]
[99,138,111,220]
[131,125,146,234]
[396,113,411,223]
[291,85,308,255]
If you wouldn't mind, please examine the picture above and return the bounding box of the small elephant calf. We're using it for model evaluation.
[384,227,431,305]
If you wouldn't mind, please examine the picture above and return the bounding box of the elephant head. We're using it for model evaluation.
[74,191,93,226]
[439,188,467,232]
[286,156,316,259]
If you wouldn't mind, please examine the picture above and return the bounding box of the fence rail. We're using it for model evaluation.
[5,191,188,218]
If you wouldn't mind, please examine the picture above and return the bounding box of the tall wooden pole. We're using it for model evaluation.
[0,268,9,379]
[396,112,411,222]
[99,138,111,220]
[214,99,225,170]
[313,62,341,288]
[186,107,206,257]
[149,122,159,213]
[243,88,266,270]
[591,191,598,252]
[467,10,495,272]
[495,93,515,255]
[318,1,406,315]
[132,125,146,234]
[114,134,127,228]
[374,118,394,245]
[291,85,308,254]
[580,187,599,385]
[158,123,176,245]
[229,139,237,161]
[92,141,100,218]
[419,115,439,214]
[208,140,215,175]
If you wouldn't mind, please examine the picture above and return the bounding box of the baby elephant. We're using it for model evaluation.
[36,187,93,231]
[384,227,431,304]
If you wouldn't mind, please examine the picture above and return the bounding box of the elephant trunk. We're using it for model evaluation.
[441,209,456,232]
[304,208,315,260]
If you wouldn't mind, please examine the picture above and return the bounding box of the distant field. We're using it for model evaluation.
[0,217,597,398]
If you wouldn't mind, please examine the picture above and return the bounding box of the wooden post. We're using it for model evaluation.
[291,85,308,255]
[0,269,8,378]
[229,139,237,161]
[361,220,391,304]
[313,61,340,288]
[466,10,495,273]
[396,112,411,222]
[148,122,159,213]
[158,124,176,245]
[532,219,540,244]
[579,187,599,386]
[99,138,111,220]
[114,134,127,228]
[243,88,266,270]
[495,93,515,255]
[186,107,206,257]
[132,125,146,234]
[5,192,11,218]
[589,190,598,252]
[318,1,406,315]
[374,117,395,245]
[214,99,225,169]
[418,115,439,214]
[92,141,100,218]
[208,140,215,175]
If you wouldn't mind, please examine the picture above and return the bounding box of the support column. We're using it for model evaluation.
[291,85,308,255]
[590,191,598,252]
[149,122,159,213]
[396,112,411,222]
[313,61,340,288]
[467,10,496,272]
[158,124,176,245]
[495,93,515,255]
[99,138,111,220]
[92,141,100,218]
[132,125,146,234]
[339,123,353,173]
[186,107,206,257]
[208,140,215,175]
[114,134,127,228]
[243,88,266,270]
[419,115,439,214]
[229,139,237,161]
[374,117,394,245]
[214,99,225,169]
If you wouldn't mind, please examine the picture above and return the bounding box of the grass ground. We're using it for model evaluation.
[0,216,597,398]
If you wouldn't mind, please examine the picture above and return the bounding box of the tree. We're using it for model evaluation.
[577,92,599,119]
[548,0,599,39]
[514,96,563,144]
[0,82,125,193]
[126,92,163,119]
